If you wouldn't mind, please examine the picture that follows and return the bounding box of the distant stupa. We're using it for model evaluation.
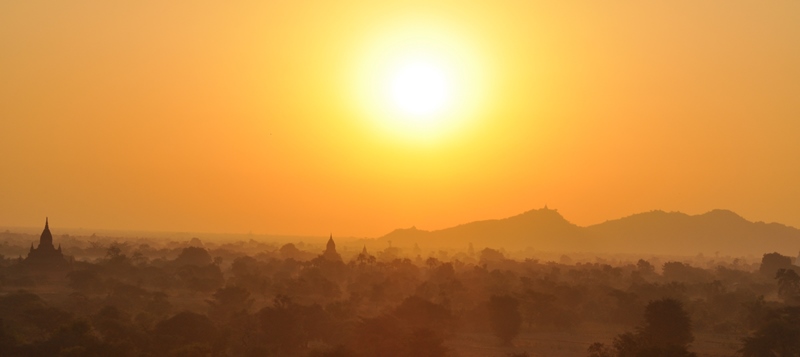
[24,218,68,269]
[322,234,343,262]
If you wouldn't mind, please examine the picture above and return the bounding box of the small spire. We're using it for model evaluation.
[326,234,336,252]
[45,217,49,228]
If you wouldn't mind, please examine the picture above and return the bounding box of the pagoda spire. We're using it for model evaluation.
[326,234,335,251]
[38,217,54,249]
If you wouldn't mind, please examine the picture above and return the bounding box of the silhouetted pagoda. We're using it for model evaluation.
[322,234,343,262]
[24,218,68,269]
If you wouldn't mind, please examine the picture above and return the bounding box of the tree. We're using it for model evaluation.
[742,295,769,330]
[173,247,212,267]
[480,248,506,266]
[105,244,128,266]
[662,262,711,283]
[257,295,316,355]
[392,296,454,334]
[587,299,696,357]
[67,269,104,293]
[776,268,800,304]
[176,264,224,293]
[640,298,693,349]
[0,290,73,340]
[91,305,147,356]
[349,297,450,357]
[488,294,522,345]
[760,253,793,277]
[25,320,107,356]
[207,286,253,322]
[230,256,270,296]
[636,259,655,274]
[740,306,800,357]
[279,243,306,260]
[153,311,218,354]
[352,314,405,357]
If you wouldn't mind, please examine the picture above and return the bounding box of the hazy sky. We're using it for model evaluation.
[2,1,799,237]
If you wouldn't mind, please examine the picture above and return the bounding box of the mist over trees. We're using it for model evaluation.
[1,222,799,356]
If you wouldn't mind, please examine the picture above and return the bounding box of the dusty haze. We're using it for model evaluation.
[2,1,800,236]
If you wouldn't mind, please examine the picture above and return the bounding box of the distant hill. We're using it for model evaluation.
[380,208,591,252]
[377,208,800,256]
[587,209,800,256]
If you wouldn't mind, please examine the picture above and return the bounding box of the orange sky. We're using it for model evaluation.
[2,1,799,237]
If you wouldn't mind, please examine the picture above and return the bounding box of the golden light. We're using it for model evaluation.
[348,20,491,144]
[387,59,452,119]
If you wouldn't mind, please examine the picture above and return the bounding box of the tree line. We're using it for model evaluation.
[0,239,798,356]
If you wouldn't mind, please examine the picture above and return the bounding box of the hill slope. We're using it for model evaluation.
[379,208,589,251]
[377,208,800,256]
[587,209,800,255]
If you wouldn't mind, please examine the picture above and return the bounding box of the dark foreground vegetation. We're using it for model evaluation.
[0,230,799,356]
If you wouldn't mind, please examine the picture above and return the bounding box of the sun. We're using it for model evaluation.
[348,20,490,144]
[387,59,453,119]
[367,50,464,137]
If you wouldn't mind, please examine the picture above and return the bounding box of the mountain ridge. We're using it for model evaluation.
[377,208,800,256]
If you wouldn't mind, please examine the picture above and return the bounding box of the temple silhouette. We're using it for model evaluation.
[322,234,343,262]
[24,218,68,269]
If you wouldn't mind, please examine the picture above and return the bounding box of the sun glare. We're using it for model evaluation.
[388,59,453,119]
[349,20,489,144]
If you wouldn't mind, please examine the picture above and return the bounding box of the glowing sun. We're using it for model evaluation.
[387,60,453,119]
[349,21,490,143]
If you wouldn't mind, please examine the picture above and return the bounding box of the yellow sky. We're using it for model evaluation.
[2,1,799,237]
